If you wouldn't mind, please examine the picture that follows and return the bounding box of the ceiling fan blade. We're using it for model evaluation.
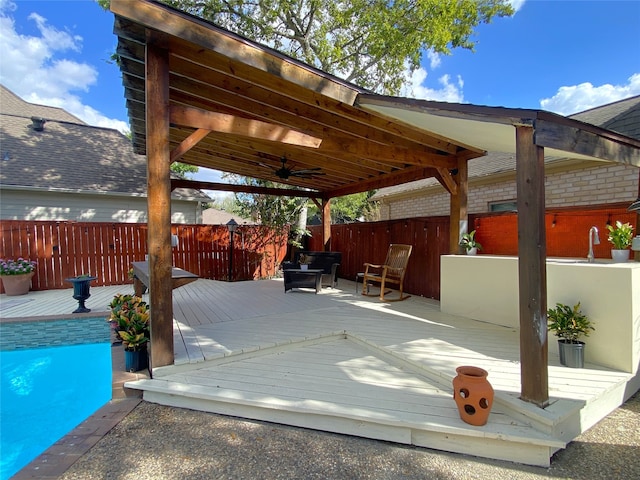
[291,173,325,179]
[290,169,325,178]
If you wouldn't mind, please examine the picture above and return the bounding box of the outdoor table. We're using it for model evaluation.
[131,261,198,296]
[283,268,323,294]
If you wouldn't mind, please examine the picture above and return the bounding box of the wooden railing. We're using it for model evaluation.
[0,221,288,292]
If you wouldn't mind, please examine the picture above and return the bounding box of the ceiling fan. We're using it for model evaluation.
[260,156,324,180]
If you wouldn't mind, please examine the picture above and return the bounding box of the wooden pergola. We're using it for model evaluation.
[110,0,640,407]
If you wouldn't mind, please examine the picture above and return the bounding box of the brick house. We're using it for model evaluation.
[371,96,640,219]
[0,85,210,223]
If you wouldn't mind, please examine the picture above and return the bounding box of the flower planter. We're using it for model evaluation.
[0,272,35,296]
[558,339,585,368]
[611,249,630,263]
[125,346,149,372]
[65,276,98,313]
[452,366,494,426]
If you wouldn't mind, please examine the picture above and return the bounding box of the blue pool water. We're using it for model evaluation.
[0,318,112,480]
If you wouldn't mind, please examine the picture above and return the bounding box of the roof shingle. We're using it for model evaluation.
[0,85,209,200]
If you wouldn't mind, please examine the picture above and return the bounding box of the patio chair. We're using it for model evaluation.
[362,244,413,301]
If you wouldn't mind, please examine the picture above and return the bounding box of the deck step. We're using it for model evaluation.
[126,335,565,467]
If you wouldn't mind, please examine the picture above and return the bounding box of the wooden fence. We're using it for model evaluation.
[308,203,636,300]
[0,221,288,292]
[1,203,636,298]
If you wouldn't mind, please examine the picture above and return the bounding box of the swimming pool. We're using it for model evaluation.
[0,317,112,480]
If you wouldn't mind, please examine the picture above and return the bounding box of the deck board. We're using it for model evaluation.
[2,277,637,467]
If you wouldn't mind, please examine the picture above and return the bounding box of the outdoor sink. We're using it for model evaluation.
[546,258,604,264]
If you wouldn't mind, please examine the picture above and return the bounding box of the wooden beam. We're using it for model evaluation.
[170,179,322,198]
[321,199,331,250]
[170,105,323,148]
[434,167,458,195]
[146,38,174,370]
[535,116,640,166]
[324,166,438,199]
[170,104,456,169]
[449,159,468,254]
[170,128,210,163]
[516,125,549,407]
[318,137,456,168]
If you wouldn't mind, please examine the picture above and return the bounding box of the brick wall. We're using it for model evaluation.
[379,163,638,220]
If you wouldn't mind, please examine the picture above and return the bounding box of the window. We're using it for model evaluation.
[489,200,517,212]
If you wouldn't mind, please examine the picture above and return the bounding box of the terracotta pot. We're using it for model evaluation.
[452,366,494,426]
[0,272,35,296]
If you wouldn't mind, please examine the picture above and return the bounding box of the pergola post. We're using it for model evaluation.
[146,39,174,369]
[516,125,549,407]
[449,158,468,254]
[321,198,331,251]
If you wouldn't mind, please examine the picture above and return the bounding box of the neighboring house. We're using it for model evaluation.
[0,85,210,223]
[372,96,640,219]
[202,207,256,226]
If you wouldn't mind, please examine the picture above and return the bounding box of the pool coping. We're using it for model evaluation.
[11,343,150,480]
[0,310,111,324]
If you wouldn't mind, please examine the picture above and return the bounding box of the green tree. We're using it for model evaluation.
[162,0,514,94]
[170,162,199,179]
[308,192,380,224]
[227,175,310,247]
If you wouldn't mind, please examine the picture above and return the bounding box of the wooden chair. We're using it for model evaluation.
[362,244,413,301]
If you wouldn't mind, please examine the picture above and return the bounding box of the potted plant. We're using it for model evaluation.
[547,302,594,368]
[606,221,634,262]
[0,257,37,296]
[298,253,311,270]
[109,294,150,372]
[459,230,482,255]
[65,273,98,313]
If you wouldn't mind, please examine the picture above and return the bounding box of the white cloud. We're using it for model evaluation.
[425,49,441,70]
[509,0,526,13]
[540,74,640,115]
[0,3,128,134]
[401,66,464,103]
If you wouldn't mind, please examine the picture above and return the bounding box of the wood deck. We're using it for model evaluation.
[2,278,638,467]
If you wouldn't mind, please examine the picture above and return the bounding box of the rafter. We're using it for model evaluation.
[170,128,211,163]
[169,105,322,148]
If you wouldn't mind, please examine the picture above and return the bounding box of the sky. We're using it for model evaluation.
[1,0,639,188]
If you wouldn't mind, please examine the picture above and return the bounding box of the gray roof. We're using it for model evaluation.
[0,85,209,200]
[202,208,256,225]
[0,84,85,124]
[569,95,640,140]
[373,96,640,200]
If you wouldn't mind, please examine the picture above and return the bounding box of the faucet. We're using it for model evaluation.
[588,226,600,263]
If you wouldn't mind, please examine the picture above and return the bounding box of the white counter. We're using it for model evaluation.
[440,255,640,373]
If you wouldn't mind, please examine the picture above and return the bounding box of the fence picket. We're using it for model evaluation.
[0,221,288,292]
